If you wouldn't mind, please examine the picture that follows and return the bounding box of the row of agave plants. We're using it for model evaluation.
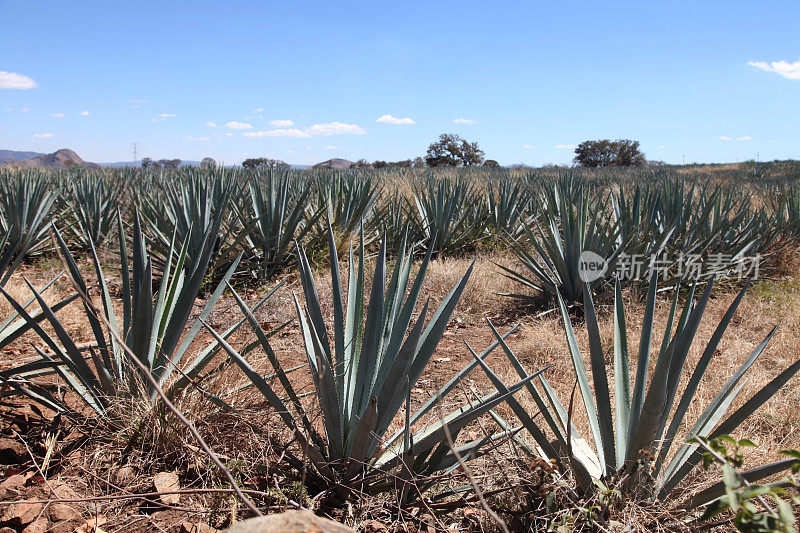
[0,205,798,526]
[0,165,796,299]
[0,165,799,526]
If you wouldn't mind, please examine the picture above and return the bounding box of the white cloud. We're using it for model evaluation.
[226,121,252,130]
[308,122,366,135]
[285,149,295,154]
[376,114,415,125]
[243,128,309,138]
[157,113,176,119]
[0,71,37,89]
[453,118,477,124]
[225,132,233,137]
[324,145,336,149]
[20,108,28,112]
[34,133,53,138]
[749,59,800,80]
[523,144,534,149]
[80,110,90,116]
[736,136,752,141]
[270,119,294,127]
[253,107,264,113]
[206,121,218,128]
[719,136,732,141]
[51,112,65,118]
[555,144,576,149]
[244,121,366,138]
[187,135,211,141]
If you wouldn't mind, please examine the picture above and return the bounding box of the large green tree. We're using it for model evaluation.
[573,139,646,167]
[425,133,485,167]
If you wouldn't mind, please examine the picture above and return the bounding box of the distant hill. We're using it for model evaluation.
[0,149,100,169]
[0,149,46,161]
[313,158,354,170]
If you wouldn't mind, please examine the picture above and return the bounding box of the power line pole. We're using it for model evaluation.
[132,142,139,165]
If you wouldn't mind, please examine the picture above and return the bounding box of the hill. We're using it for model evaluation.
[313,158,354,170]
[0,149,46,161]
[0,149,100,169]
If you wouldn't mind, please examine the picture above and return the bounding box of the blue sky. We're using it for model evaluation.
[0,0,798,166]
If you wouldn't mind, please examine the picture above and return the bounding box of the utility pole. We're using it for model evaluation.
[682,154,685,165]
[132,142,139,165]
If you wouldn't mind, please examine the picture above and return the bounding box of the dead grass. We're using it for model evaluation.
[3,249,800,531]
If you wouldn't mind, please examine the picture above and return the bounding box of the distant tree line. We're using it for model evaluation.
[141,157,181,169]
[242,158,290,169]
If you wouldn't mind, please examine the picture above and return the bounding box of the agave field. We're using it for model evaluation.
[1,162,800,531]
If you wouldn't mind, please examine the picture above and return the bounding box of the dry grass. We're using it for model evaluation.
[3,248,800,531]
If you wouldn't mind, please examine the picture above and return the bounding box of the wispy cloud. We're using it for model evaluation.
[253,107,264,113]
[51,112,65,118]
[749,59,800,80]
[453,118,477,124]
[270,119,294,127]
[737,136,752,141]
[245,122,366,138]
[719,136,732,141]
[156,113,176,120]
[186,135,211,141]
[0,71,37,89]
[376,114,415,125]
[308,122,366,135]
[324,145,336,149]
[80,110,90,117]
[34,133,53,138]
[243,128,308,138]
[226,121,252,130]
[555,144,576,149]
[206,121,219,128]
[523,144,534,149]
[719,135,751,141]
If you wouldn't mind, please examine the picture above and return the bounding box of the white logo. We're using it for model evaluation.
[579,250,608,283]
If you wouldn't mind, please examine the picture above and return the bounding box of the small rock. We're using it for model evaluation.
[224,510,356,532]
[49,502,78,522]
[361,520,388,532]
[2,501,45,527]
[22,518,49,533]
[0,473,26,499]
[152,471,181,505]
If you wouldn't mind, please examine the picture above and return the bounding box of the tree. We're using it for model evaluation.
[573,139,646,167]
[483,159,500,168]
[350,159,372,168]
[613,139,647,166]
[158,159,181,169]
[424,134,485,167]
[141,157,156,169]
[201,157,216,168]
[242,157,289,169]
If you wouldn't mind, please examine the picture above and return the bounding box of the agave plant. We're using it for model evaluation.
[412,178,484,256]
[483,274,800,505]
[66,174,126,249]
[206,226,534,498]
[138,171,245,278]
[500,177,623,304]
[486,177,531,237]
[237,170,321,281]
[0,173,57,286]
[312,172,381,246]
[0,211,262,415]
